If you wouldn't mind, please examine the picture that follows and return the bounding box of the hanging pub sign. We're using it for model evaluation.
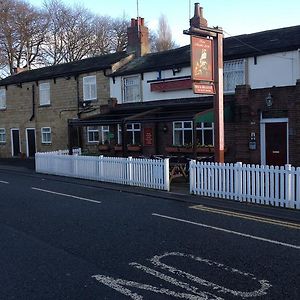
[191,35,214,82]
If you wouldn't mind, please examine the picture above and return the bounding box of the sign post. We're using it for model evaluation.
[184,3,224,163]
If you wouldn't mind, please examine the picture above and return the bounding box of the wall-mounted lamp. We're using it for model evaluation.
[265,92,273,107]
[163,124,168,133]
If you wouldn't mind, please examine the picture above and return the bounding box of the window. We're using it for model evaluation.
[87,126,111,144]
[196,122,214,146]
[100,125,110,144]
[87,126,99,143]
[173,121,193,145]
[126,123,141,145]
[123,76,141,103]
[39,82,50,106]
[224,59,245,93]
[41,127,51,144]
[0,128,6,143]
[83,76,97,101]
[0,89,6,109]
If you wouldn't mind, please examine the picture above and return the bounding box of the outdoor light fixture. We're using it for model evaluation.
[265,92,273,107]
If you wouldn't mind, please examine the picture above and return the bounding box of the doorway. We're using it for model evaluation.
[11,128,20,157]
[260,118,288,166]
[26,128,36,157]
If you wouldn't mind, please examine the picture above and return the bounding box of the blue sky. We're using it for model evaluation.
[29,0,300,46]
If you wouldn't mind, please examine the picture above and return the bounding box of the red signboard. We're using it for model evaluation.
[144,128,153,146]
[193,82,215,94]
[150,79,192,92]
[191,36,214,82]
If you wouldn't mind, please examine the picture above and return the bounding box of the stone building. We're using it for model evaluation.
[0,52,133,157]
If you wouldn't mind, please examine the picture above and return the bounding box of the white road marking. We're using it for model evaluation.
[93,252,272,299]
[152,213,300,250]
[150,252,271,298]
[31,187,101,204]
[0,180,9,184]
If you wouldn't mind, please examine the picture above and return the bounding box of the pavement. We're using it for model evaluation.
[0,158,299,224]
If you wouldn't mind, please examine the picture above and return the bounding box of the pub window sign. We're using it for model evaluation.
[191,36,214,82]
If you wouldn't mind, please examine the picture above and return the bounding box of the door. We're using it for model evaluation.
[11,129,20,157]
[265,122,287,166]
[26,129,36,157]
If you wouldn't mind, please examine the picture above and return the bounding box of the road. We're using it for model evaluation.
[0,168,299,299]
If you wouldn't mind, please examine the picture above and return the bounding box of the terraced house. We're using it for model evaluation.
[0,52,133,157]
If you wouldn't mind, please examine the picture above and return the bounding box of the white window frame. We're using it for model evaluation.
[195,122,214,146]
[39,82,50,106]
[126,123,141,145]
[173,121,193,146]
[83,75,97,101]
[87,126,99,143]
[0,128,6,143]
[123,75,141,103]
[100,125,110,144]
[224,59,245,94]
[41,127,51,144]
[117,124,122,144]
[0,89,6,109]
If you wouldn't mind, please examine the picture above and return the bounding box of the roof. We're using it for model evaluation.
[0,51,129,86]
[112,25,300,76]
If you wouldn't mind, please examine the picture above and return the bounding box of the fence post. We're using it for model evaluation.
[189,160,196,194]
[128,156,133,185]
[285,164,292,207]
[99,155,104,181]
[164,158,170,191]
[235,162,243,201]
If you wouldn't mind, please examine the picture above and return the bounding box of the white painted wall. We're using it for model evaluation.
[110,66,198,104]
[110,49,300,103]
[248,50,300,89]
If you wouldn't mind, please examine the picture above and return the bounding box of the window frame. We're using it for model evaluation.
[122,75,141,103]
[0,89,6,109]
[87,126,99,143]
[195,122,214,146]
[172,121,193,146]
[0,128,6,143]
[126,123,141,145]
[41,127,52,144]
[39,82,51,106]
[224,59,246,94]
[83,75,97,101]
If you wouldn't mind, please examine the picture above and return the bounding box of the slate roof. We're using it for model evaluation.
[0,51,129,86]
[1,25,300,85]
[112,25,300,76]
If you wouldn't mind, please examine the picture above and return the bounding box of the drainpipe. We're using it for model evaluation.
[76,75,80,117]
[29,84,35,121]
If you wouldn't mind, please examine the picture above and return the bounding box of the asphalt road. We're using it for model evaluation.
[0,168,299,300]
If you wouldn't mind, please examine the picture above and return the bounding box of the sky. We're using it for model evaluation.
[28,0,300,46]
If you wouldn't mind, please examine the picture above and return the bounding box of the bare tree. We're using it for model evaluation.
[151,14,177,52]
[110,15,129,52]
[0,0,47,75]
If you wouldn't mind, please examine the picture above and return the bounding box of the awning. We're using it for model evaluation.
[194,104,234,123]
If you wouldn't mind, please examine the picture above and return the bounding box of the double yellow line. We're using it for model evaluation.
[190,205,300,230]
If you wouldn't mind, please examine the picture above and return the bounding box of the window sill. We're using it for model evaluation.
[0,108,7,111]
[39,104,51,108]
[42,143,52,145]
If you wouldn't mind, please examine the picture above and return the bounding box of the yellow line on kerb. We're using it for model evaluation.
[190,205,300,230]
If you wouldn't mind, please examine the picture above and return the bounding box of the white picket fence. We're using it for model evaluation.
[35,152,170,191]
[190,161,300,209]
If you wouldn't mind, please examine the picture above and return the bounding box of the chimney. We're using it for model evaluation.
[190,3,208,29]
[127,17,150,57]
